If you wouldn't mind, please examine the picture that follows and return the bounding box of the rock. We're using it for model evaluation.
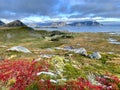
[8,46,31,53]
[46,48,53,52]
[37,71,56,76]
[73,48,88,56]
[40,54,55,58]
[63,46,74,50]
[89,52,102,59]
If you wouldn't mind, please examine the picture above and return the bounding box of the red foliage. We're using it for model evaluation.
[96,74,120,90]
[34,78,103,90]
[61,78,103,90]
[0,60,120,90]
[0,60,48,90]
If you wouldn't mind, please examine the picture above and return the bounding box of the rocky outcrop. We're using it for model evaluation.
[73,48,88,56]
[4,20,27,27]
[89,52,102,59]
[8,46,31,53]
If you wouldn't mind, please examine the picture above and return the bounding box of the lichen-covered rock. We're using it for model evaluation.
[8,46,31,53]
[63,46,74,50]
[89,52,102,59]
[73,48,88,56]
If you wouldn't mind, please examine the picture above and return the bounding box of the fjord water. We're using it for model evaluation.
[38,25,120,33]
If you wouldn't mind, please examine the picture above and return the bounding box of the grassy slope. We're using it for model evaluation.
[0,27,68,60]
[0,27,120,79]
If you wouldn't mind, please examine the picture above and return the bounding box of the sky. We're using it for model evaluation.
[0,0,120,23]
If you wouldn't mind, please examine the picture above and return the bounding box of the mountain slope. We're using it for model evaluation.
[0,20,5,26]
[4,20,27,27]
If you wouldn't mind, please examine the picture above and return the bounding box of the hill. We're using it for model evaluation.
[4,20,27,27]
[68,21,102,26]
[0,20,5,26]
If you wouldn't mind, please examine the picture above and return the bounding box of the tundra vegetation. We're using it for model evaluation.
[0,27,120,90]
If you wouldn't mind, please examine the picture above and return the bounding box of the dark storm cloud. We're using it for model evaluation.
[0,0,120,19]
[0,0,60,19]
[68,0,120,18]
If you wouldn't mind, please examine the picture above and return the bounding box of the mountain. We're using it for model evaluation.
[0,20,5,26]
[51,22,66,27]
[4,20,27,27]
[31,20,102,28]
[50,21,102,27]
[68,21,102,26]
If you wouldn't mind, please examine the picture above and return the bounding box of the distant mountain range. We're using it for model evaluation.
[67,21,102,26]
[29,20,102,28]
[0,20,102,28]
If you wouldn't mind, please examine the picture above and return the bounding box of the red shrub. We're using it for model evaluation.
[0,60,48,90]
[96,74,120,90]
[0,60,120,90]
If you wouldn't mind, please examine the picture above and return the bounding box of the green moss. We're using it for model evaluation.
[63,63,82,79]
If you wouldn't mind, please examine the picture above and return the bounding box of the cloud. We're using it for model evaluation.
[0,0,60,19]
[68,0,120,17]
[0,0,120,22]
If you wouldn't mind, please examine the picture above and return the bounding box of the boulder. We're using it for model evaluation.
[73,48,87,56]
[8,46,31,53]
[63,46,74,50]
[89,52,102,59]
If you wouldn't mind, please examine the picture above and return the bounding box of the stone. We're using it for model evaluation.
[8,46,31,53]
[73,48,88,56]
[40,54,55,58]
[89,52,102,59]
[63,46,74,50]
